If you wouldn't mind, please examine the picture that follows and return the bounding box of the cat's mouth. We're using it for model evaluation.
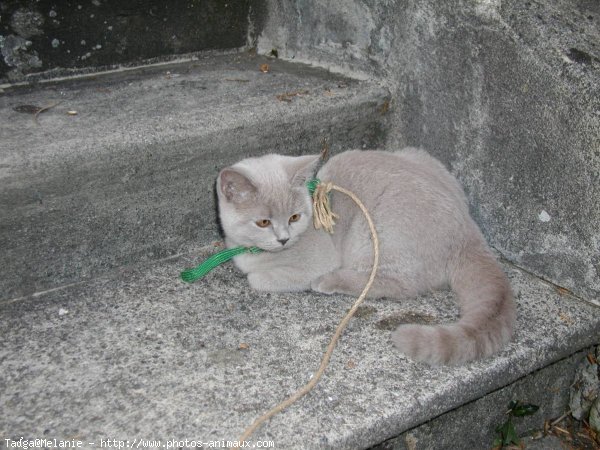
[257,240,295,253]
[261,245,286,253]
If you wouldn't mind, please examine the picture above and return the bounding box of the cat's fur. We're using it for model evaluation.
[217,149,515,365]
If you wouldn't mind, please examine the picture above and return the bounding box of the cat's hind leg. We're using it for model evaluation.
[311,269,412,298]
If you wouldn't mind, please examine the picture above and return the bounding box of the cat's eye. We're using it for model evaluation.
[256,219,271,228]
[288,214,301,223]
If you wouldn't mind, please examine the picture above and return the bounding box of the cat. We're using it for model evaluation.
[216,148,515,365]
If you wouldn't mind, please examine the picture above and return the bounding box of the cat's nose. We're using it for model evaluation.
[277,238,289,246]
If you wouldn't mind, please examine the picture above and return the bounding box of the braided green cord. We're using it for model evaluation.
[306,178,320,196]
[181,246,263,283]
[180,178,321,283]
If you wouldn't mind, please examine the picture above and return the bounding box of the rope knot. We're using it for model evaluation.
[312,181,338,233]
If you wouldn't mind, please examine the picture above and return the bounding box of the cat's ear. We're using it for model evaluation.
[218,168,257,203]
[289,155,321,186]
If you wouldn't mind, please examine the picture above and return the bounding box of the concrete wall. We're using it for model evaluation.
[0,0,260,82]
[257,0,600,303]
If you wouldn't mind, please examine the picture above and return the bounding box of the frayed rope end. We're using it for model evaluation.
[312,181,339,234]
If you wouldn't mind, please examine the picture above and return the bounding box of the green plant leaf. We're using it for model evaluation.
[496,419,520,446]
[512,403,539,417]
[494,400,539,447]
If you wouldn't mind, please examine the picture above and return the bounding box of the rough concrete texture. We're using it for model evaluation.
[0,52,389,300]
[1,247,599,449]
[0,0,258,82]
[257,0,600,303]
[2,3,599,448]
[373,348,592,449]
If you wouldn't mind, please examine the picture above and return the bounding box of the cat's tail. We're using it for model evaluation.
[391,238,516,365]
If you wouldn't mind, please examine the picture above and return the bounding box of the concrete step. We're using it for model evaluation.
[1,245,599,448]
[0,52,390,301]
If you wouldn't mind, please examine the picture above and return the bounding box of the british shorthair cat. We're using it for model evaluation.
[216,148,515,365]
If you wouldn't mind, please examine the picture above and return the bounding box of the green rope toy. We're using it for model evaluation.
[180,178,322,283]
[180,245,262,282]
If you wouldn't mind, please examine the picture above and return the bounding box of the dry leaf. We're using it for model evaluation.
[19,101,62,125]
[559,312,574,325]
[345,359,356,369]
[555,286,571,296]
[379,100,390,115]
[276,89,309,102]
[239,343,250,350]
[14,104,42,114]
[320,137,329,161]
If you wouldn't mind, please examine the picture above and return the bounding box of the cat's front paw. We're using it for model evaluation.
[311,272,344,295]
[247,271,308,292]
[247,272,274,291]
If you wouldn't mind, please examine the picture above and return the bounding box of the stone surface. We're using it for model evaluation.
[372,349,591,449]
[522,435,566,450]
[1,248,599,449]
[569,346,600,420]
[0,0,261,82]
[591,397,600,433]
[256,0,600,303]
[2,2,599,448]
[0,52,389,300]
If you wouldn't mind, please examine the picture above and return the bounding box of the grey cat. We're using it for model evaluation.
[217,149,515,365]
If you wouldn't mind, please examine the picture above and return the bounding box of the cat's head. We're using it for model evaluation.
[217,154,320,252]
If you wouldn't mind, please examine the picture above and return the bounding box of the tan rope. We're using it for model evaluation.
[233,183,380,448]
[312,181,339,233]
